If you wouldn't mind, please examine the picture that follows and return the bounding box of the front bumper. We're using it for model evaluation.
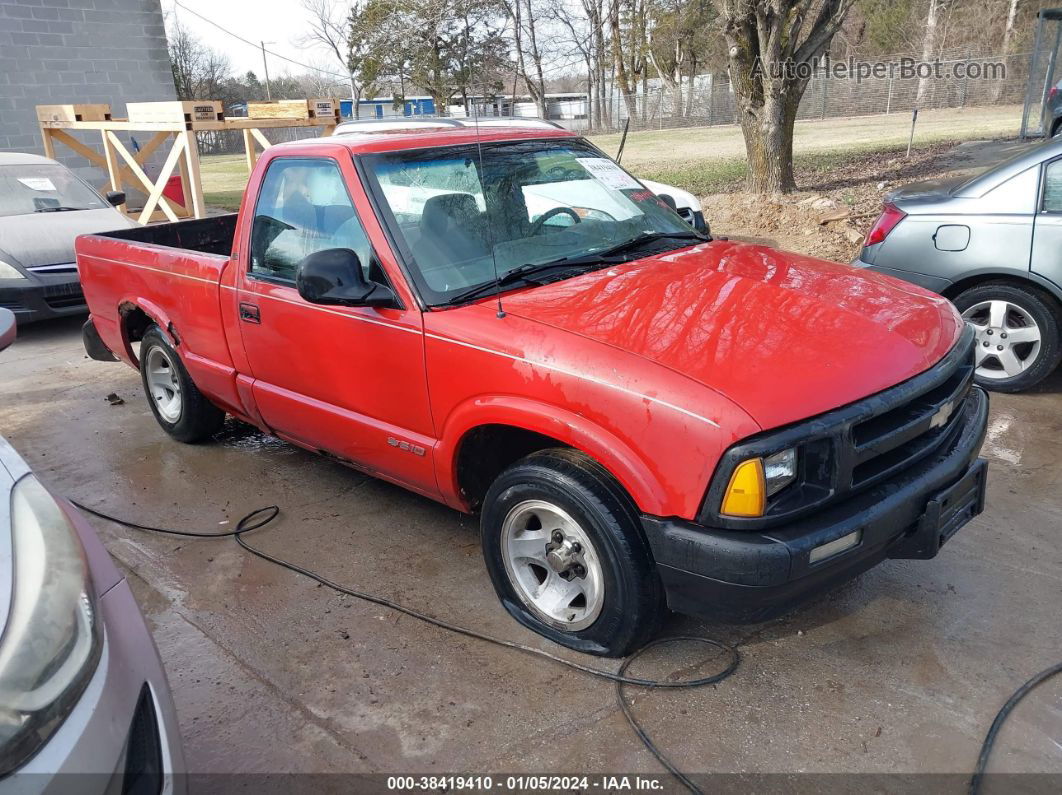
[0,273,86,324]
[641,386,989,623]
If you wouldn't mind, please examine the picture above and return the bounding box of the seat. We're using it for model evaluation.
[414,193,489,269]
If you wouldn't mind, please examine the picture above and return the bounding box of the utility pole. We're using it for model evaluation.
[261,40,273,101]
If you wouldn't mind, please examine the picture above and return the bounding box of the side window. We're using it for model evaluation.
[249,158,373,282]
[1044,160,1062,214]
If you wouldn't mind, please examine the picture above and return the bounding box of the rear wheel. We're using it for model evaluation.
[954,283,1062,392]
[481,448,665,657]
[140,325,224,442]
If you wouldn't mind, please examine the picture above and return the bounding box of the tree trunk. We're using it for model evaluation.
[917,0,945,107]
[610,5,637,122]
[740,91,798,193]
[991,0,1020,102]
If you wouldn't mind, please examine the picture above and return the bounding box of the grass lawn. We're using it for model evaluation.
[199,104,1024,209]
[201,154,252,211]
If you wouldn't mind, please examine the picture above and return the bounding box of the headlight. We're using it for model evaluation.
[720,448,798,518]
[0,476,102,775]
[763,448,798,497]
[0,261,25,280]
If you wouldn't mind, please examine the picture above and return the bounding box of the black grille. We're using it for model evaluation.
[701,326,978,529]
[847,344,973,489]
[43,285,85,310]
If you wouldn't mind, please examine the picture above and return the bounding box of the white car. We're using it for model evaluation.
[331,118,708,233]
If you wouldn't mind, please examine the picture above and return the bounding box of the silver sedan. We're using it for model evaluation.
[0,308,185,792]
[855,137,1062,392]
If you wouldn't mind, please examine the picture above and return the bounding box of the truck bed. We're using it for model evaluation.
[97,214,237,256]
[75,214,241,413]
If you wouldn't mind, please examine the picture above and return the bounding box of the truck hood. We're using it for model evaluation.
[0,208,135,269]
[498,240,964,430]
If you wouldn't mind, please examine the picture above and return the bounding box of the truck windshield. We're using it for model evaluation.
[0,164,107,217]
[361,139,697,306]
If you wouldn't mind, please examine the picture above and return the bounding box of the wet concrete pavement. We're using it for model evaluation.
[1,316,1059,783]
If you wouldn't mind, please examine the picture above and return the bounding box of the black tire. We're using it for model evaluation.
[481,448,665,657]
[953,282,1062,393]
[1052,118,1062,138]
[139,325,224,442]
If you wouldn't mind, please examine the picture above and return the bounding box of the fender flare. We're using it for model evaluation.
[117,296,175,367]
[434,394,668,515]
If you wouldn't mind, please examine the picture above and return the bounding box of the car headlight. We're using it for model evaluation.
[0,476,102,775]
[720,448,798,518]
[0,261,25,280]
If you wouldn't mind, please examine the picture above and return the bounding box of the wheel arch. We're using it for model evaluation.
[117,298,176,368]
[437,396,667,516]
[942,271,1062,312]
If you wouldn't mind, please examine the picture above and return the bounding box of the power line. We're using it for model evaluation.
[173,0,351,81]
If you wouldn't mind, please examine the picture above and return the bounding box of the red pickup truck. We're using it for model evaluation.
[77,125,988,656]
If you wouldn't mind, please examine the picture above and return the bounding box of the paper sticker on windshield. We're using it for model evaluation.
[576,158,642,191]
[18,177,56,191]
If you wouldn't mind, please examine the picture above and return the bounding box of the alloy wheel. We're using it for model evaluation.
[962,299,1042,380]
[500,499,604,631]
[144,346,183,422]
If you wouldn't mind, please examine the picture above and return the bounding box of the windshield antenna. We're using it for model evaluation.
[470,90,505,318]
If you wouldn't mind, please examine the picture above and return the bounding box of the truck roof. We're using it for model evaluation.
[279,124,580,156]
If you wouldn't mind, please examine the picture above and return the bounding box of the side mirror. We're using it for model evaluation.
[657,193,678,211]
[0,308,16,353]
[105,191,126,207]
[296,248,397,308]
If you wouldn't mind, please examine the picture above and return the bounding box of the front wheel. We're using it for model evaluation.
[954,283,1062,393]
[139,325,224,442]
[481,448,665,657]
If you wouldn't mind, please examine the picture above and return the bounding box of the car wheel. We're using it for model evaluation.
[140,324,224,442]
[954,283,1062,392]
[481,448,665,657]
[1052,118,1062,138]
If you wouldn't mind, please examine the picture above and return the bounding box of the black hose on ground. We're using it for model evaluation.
[71,500,1060,794]
[71,500,738,794]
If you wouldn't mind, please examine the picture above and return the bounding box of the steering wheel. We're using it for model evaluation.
[530,206,581,235]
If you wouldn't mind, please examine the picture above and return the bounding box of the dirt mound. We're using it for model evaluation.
[700,142,971,263]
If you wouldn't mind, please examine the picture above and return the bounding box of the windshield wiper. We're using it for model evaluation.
[440,231,709,307]
[34,206,85,213]
[550,230,708,267]
[443,261,593,305]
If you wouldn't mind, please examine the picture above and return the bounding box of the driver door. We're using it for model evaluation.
[235,154,437,497]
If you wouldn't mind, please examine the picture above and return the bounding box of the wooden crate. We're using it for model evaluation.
[36,104,112,123]
[309,98,339,122]
[246,98,339,121]
[126,100,224,124]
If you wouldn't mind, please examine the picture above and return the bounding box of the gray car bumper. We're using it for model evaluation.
[0,274,86,324]
[851,257,953,295]
[8,576,186,794]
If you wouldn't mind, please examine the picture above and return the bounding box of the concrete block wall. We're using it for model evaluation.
[0,0,177,183]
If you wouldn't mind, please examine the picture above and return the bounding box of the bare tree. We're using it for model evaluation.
[506,0,549,116]
[300,0,377,114]
[719,0,857,193]
[167,16,231,100]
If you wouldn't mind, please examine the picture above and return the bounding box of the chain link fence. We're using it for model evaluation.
[554,49,1031,134]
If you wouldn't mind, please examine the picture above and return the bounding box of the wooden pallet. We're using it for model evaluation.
[247,98,339,121]
[35,98,338,224]
[36,104,112,123]
[126,100,224,124]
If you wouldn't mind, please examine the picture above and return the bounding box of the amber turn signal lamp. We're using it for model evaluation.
[720,458,766,517]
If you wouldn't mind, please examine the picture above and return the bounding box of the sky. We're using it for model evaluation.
[166,0,349,84]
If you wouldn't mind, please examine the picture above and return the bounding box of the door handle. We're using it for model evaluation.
[239,302,261,324]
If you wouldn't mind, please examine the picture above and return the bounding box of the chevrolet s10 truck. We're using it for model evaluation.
[76,125,989,656]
